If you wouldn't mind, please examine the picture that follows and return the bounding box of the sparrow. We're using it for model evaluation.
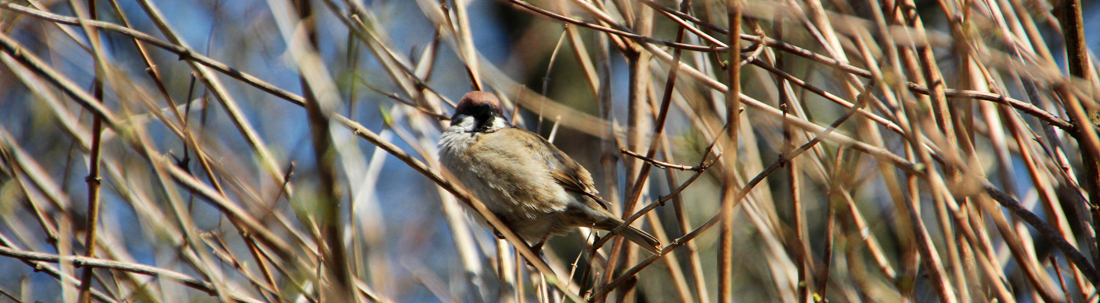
[438,91,662,254]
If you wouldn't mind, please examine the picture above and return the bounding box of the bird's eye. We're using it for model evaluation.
[475,104,496,117]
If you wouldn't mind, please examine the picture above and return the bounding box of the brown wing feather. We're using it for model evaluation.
[549,170,610,210]
[482,129,659,252]
[513,128,611,210]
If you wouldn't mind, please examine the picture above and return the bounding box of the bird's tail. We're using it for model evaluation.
[598,218,662,254]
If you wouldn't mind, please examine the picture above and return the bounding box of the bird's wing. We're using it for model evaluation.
[549,170,610,210]
[523,130,611,211]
